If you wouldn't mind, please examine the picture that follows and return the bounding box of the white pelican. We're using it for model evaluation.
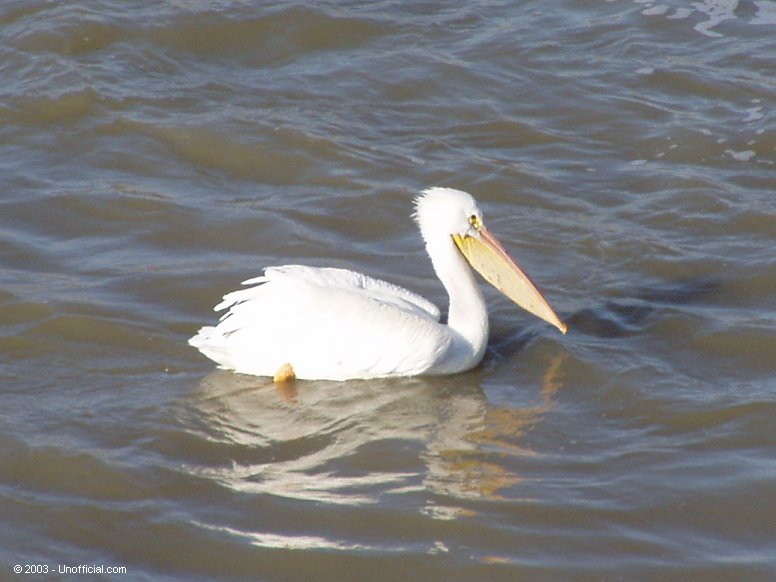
[189,187,567,381]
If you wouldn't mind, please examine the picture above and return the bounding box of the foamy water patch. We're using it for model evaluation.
[725,149,756,162]
[752,1,776,25]
[692,0,739,37]
[621,0,776,36]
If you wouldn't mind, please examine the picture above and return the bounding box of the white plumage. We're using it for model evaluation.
[189,187,566,381]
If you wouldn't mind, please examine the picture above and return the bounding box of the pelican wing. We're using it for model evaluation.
[190,265,450,380]
[219,265,441,321]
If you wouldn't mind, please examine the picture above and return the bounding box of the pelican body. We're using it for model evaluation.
[190,188,566,381]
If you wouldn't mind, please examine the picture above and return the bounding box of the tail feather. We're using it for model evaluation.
[189,326,232,369]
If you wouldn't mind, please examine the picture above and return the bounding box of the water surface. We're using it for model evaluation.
[1,1,775,580]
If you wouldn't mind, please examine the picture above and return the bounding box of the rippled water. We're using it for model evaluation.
[2,1,775,580]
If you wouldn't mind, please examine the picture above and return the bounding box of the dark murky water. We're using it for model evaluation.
[2,1,775,580]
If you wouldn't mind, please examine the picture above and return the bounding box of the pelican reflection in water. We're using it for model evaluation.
[190,188,566,380]
[188,351,568,512]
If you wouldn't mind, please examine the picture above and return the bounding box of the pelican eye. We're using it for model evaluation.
[468,214,481,230]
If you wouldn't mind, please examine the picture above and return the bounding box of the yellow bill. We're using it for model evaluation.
[453,228,567,334]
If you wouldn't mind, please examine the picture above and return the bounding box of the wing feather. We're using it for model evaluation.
[219,265,440,321]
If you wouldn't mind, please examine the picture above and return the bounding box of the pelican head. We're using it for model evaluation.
[414,187,567,334]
